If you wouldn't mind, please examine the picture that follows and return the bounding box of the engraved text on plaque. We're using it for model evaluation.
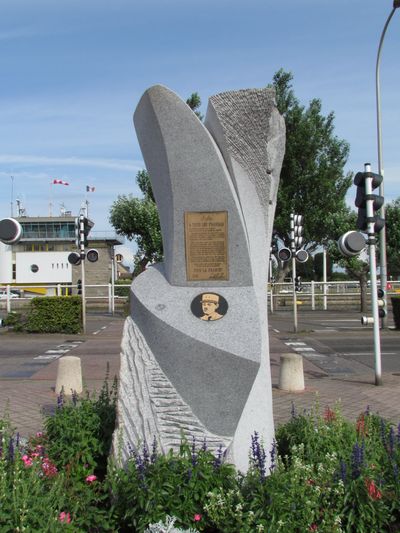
[184,211,228,281]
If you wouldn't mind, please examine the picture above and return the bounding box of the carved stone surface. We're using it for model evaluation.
[113,85,285,472]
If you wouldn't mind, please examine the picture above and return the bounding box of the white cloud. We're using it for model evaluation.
[0,154,143,172]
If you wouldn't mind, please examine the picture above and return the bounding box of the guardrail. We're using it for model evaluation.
[268,280,400,312]
[0,283,130,315]
[1,281,400,315]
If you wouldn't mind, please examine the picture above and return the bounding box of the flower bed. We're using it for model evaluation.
[1,387,400,532]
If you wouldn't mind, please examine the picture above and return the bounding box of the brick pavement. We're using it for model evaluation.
[0,316,399,438]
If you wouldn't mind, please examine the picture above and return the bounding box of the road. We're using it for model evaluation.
[0,314,121,379]
[269,309,400,377]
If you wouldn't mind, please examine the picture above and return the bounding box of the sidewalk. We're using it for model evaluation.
[1,315,399,437]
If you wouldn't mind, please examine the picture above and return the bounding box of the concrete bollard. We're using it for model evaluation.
[55,356,83,395]
[279,353,305,392]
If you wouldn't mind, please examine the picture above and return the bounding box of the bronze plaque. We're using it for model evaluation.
[184,211,228,281]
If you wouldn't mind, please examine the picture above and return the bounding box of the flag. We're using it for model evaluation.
[86,185,95,192]
[53,179,69,186]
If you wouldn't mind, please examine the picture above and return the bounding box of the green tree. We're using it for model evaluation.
[385,198,400,279]
[270,70,352,279]
[186,92,203,120]
[327,209,370,312]
[109,170,162,273]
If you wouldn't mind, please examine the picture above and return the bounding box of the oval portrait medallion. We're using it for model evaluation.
[191,292,228,321]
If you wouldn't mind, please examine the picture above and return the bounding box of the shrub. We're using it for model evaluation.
[114,280,131,298]
[2,311,26,331]
[109,438,237,532]
[391,296,400,329]
[26,296,82,333]
[44,375,118,479]
[0,422,116,531]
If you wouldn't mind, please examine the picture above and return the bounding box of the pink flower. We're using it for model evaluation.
[36,432,43,438]
[309,524,318,532]
[42,457,58,478]
[21,455,33,467]
[323,407,336,422]
[193,514,202,522]
[59,511,71,523]
[85,474,97,483]
[365,478,382,500]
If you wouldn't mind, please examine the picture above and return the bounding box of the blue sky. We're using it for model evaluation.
[1,0,399,256]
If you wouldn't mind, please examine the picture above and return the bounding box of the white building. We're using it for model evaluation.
[0,215,123,296]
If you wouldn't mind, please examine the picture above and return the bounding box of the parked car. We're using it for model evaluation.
[0,289,20,299]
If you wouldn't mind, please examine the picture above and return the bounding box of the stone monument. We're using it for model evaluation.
[114,84,285,472]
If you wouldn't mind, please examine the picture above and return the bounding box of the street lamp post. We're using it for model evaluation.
[375,0,400,327]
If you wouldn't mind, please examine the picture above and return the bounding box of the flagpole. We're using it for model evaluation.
[49,182,53,216]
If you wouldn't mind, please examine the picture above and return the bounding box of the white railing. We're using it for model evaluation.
[267,280,400,311]
[1,281,400,314]
[0,283,131,315]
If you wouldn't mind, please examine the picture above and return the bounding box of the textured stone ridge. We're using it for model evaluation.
[206,88,285,238]
[208,89,275,183]
[114,317,231,465]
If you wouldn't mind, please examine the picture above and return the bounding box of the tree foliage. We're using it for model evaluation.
[385,198,400,278]
[270,70,352,251]
[109,170,162,272]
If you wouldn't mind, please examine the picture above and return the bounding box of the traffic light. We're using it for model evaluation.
[0,218,22,244]
[354,171,385,233]
[291,214,304,250]
[277,248,292,262]
[77,279,82,295]
[338,231,366,257]
[294,275,302,292]
[68,252,81,265]
[377,288,387,319]
[295,249,309,263]
[75,214,90,258]
[271,231,279,255]
[86,249,99,263]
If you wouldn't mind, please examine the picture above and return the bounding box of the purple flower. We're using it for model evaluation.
[151,436,158,464]
[251,432,267,482]
[291,401,296,418]
[393,463,398,483]
[339,460,347,483]
[269,439,277,474]
[351,441,365,479]
[213,444,223,469]
[142,441,149,465]
[8,437,14,462]
[201,437,208,452]
[191,436,198,467]
[57,391,64,409]
[389,426,395,455]
[127,441,136,457]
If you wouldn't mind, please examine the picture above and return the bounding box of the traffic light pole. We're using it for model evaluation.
[292,255,298,333]
[375,2,400,327]
[290,214,298,333]
[79,214,87,335]
[365,163,382,386]
[81,258,87,335]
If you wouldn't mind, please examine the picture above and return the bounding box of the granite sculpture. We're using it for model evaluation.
[114,84,285,472]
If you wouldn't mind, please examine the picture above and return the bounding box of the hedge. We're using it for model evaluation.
[392,296,400,330]
[26,296,82,333]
